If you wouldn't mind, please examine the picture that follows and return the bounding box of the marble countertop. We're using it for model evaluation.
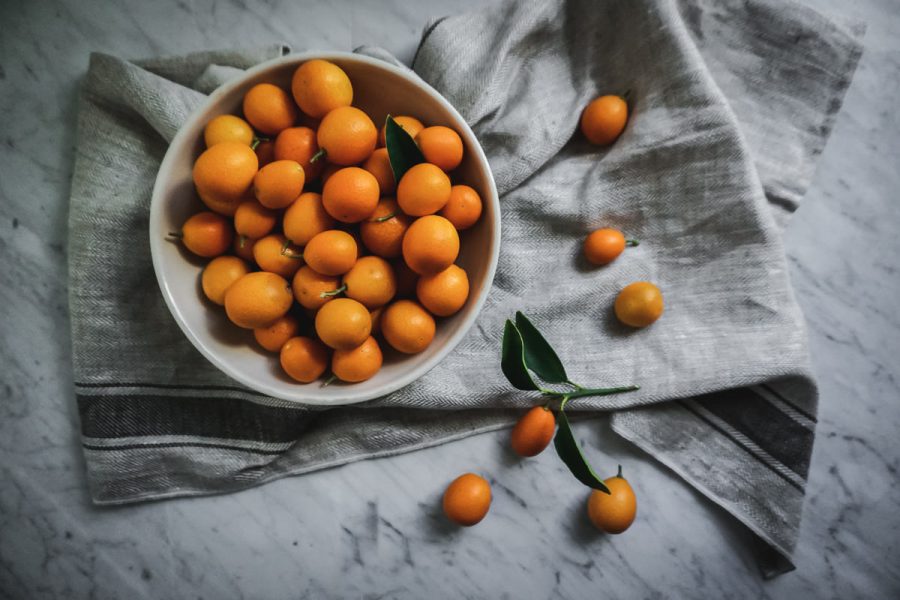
[2,0,898,597]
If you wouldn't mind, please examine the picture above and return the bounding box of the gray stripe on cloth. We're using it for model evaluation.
[680,398,807,490]
[67,0,862,578]
[610,401,806,578]
[82,409,520,506]
[83,435,296,453]
[752,385,817,430]
[694,386,815,478]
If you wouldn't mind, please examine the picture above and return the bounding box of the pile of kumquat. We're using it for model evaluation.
[172,59,483,385]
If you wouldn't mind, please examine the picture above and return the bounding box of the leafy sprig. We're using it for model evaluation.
[501,312,638,493]
[384,114,424,181]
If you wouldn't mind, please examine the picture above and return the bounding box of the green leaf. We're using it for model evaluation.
[515,312,568,383]
[384,115,425,181]
[554,407,611,493]
[501,320,539,391]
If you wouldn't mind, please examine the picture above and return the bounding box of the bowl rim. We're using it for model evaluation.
[149,50,501,407]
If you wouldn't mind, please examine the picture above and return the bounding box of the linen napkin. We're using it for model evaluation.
[68,0,862,577]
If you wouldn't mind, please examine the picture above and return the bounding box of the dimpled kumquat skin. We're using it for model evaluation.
[587,466,637,534]
[274,126,323,181]
[332,336,383,383]
[224,271,293,329]
[291,59,353,119]
[360,198,412,259]
[396,163,451,217]
[280,336,330,383]
[283,192,335,246]
[201,256,250,305]
[314,298,372,350]
[316,106,377,166]
[442,473,491,527]
[583,228,631,265]
[252,234,304,279]
[253,314,300,353]
[510,406,556,457]
[440,184,483,231]
[343,256,397,309]
[234,200,277,241]
[402,215,459,275]
[378,115,424,147]
[204,114,254,148]
[242,83,297,136]
[178,211,233,258]
[614,282,664,328]
[580,95,628,146]
[381,299,435,354]
[415,126,464,172]
[303,230,357,276]
[322,167,380,223]
[362,147,396,194]
[193,142,258,216]
[416,264,469,317]
[292,265,341,310]
[253,160,305,209]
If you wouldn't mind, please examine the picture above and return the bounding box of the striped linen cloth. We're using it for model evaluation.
[68,0,862,576]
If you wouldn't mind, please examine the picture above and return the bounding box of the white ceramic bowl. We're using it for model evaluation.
[149,51,500,407]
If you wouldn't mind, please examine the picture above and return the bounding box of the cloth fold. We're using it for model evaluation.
[68,0,862,577]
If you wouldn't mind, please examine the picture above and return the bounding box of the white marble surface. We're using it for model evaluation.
[1,0,899,598]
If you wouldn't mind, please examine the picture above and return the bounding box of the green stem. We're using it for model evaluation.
[238,234,247,249]
[310,148,326,163]
[565,385,640,401]
[319,284,347,298]
[321,374,337,387]
[372,211,396,223]
[625,239,639,247]
[617,464,623,478]
[251,137,268,151]
[542,383,638,403]
[280,239,303,259]
[166,231,183,241]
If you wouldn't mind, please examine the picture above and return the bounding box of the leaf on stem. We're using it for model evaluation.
[501,320,538,391]
[553,407,611,494]
[384,115,425,181]
[515,311,568,383]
